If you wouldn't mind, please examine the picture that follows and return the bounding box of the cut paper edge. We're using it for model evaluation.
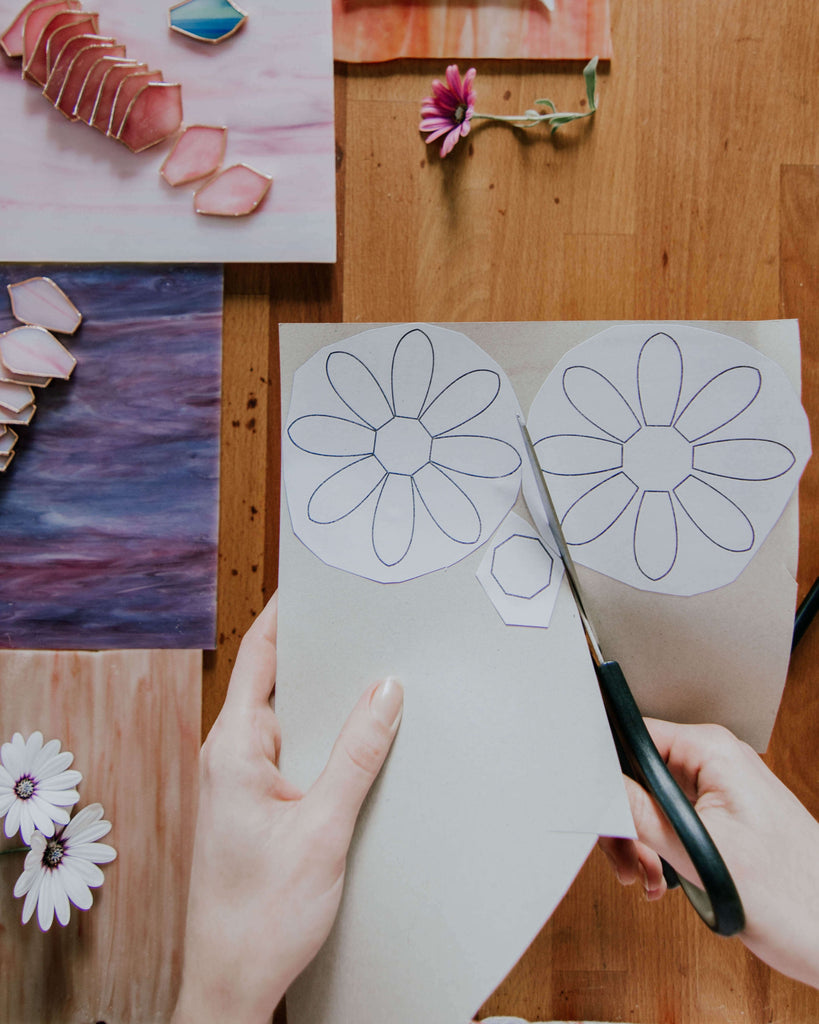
[193,162,272,216]
[8,276,83,334]
[159,123,227,186]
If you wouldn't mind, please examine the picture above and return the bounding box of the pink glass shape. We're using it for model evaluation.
[160,124,227,186]
[21,0,77,68]
[91,61,147,131]
[193,163,272,216]
[0,326,76,380]
[43,32,109,103]
[0,427,19,457]
[117,82,183,152]
[1,0,46,57]
[75,54,131,123]
[24,7,87,84]
[0,403,36,426]
[0,381,34,414]
[56,40,124,118]
[44,13,97,77]
[109,69,163,136]
[8,277,83,334]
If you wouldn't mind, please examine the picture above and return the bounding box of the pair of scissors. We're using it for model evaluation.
[518,418,745,936]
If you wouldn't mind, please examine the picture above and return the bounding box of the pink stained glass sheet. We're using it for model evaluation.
[332,0,612,62]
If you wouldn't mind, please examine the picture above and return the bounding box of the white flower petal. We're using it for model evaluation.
[1,739,25,779]
[674,366,761,442]
[66,817,112,846]
[633,490,678,581]
[561,472,639,545]
[421,369,501,436]
[62,803,104,838]
[13,862,40,898]
[562,367,641,442]
[0,791,15,815]
[40,769,82,791]
[326,351,393,429]
[65,857,105,886]
[413,464,481,544]
[29,738,63,776]
[26,798,57,837]
[430,434,521,479]
[70,842,116,865]
[37,871,55,931]
[35,788,80,808]
[53,877,71,926]
[307,457,387,524]
[371,474,416,566]
[21,870,44,922]
[692,438,796,481]
[287,415,375,457]
[18,804,36,844]
[32,749,73,780]
[637,333,683,426]
[60,862,94,909]
[0,764,14,786]
[5,798,22,838]
[391,328,434,418]
[674,475,754,552]
[23,732,43,759]
[534,434,623,476]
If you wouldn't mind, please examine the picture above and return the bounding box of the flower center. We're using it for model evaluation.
[454,104,467,124]
[14,776,35,800]
[622,426,693,492]
[374,416,433,476]
[43,839,65,868]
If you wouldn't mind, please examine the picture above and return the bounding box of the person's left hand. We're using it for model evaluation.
[172,593,403,1024]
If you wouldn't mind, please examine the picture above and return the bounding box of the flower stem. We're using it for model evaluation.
[0,846,28,855]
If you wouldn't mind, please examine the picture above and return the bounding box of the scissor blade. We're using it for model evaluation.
[518,416,604,661]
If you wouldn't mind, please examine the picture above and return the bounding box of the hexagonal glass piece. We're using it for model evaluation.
[168,0,248,44]
[194,163,272,217]
[160,124,227,186]
[8,276,82,334]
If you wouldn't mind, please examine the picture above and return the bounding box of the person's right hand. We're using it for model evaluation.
[599,719,819,988]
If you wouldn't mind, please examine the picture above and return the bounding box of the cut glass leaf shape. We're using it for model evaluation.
[21,0,78,70]
[43,33,110,103]
[108,69,164,136]
[75,54,129,122]
[0,326,76,380]
[160,124,227,186]
[90,61,146,130]
[193,163,272,216]
[117,81,183,152]
[2,0,54,57]
[168,0,248,44]
[0,381,35,414]
[8,277,82,334]
[24,6,88,84]
[55,41,126,118]
[45,14,98,78]
[0,366,51,388]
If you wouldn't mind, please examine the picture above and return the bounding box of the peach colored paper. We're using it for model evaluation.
[332,0,611,62]
[0,649,201,1024]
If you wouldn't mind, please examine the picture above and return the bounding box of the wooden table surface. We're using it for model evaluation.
[205,2,819,1020]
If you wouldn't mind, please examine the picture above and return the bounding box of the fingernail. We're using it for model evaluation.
[370,676,404,731]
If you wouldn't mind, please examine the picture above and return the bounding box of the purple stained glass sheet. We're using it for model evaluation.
[0,264,222,649]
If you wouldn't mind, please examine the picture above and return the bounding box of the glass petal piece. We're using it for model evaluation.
[2,0,51,58]
[0,402,35,426]
[21,0,78,69]
[0,326,76,380]
[45,16,99,80]
[193,163,272,217]
[160,124,227,186]
[90,61,145,131]
[0,427,19,457]
[76,54,128,123]
[43,30,105,103]
[0,381,35,414]
[57,42,127,120]
[8,277,82,334]
[168,0,248,44]
[117,81,184,153]
[109,69,164,136]
[0,451,15,473]
[23,7,88,84]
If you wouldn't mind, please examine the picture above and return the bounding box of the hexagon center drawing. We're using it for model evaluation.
[622,426,692,491]
[374,416,433,476]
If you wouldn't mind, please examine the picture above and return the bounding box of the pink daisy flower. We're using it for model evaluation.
[419,64,476,158]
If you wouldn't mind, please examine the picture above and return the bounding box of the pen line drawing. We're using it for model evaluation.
[535,331,798,583]
[287,326,522,571]
[490,533,554,600]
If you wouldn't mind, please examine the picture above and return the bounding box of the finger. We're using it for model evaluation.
[597,835,665,899]
[643,718,748,805]
[623,774,699,885]
[223,592,279,713]
[307,677,403,844]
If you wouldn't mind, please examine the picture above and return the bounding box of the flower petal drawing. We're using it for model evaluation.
[391,328,434,418]
[413,464,481,543]
[288,415,375,457]
[421,369,501,436]
[372,474,416,566]
[535,434,622,476]
[307,456,387,524]
[674,475,754,552]
[692,438,796,481]
[431,434,521,478]
[674,366,761,442]
[562,366,641,442]
[633,490,678,580]
[560,472,639,545]
[326,351,393,429]
[637,333,683,426]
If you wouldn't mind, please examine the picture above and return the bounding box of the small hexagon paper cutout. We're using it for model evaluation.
[477,510,564,627]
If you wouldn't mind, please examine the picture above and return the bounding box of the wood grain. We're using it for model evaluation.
[0,650,201,1023]
[213,0,819,1020]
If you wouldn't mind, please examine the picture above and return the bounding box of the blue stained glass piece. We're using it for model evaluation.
[169,0,248,44]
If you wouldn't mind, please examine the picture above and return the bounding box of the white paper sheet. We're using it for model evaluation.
[283,324,524,583]
[525,325,811,596]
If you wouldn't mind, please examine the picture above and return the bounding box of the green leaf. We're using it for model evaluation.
[534,97,556,112]
[583,56,599,112]
[549,113,584,135]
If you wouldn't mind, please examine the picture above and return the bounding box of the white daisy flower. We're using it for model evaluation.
[0,731,82,844]
[13,803,116,931]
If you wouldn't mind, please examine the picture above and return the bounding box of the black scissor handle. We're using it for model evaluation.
[596,659,745,936]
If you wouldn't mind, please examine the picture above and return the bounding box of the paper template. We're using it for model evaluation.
[476,510,565,628]
[0,264,221,649]
[332,0,612,62]
[0,0,335,262]
[525,325,811,597]
[278,323,636,1024]
[283,324,524,584]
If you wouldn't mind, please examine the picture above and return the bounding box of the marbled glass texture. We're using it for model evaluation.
[169,0,248,43]
[0,264,222,649]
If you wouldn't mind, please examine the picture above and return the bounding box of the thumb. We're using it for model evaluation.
[309,677,403,842]
[624,775,700,885]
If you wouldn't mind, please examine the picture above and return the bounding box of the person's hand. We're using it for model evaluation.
[599,719,819,988]
[172,593,403,1024]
